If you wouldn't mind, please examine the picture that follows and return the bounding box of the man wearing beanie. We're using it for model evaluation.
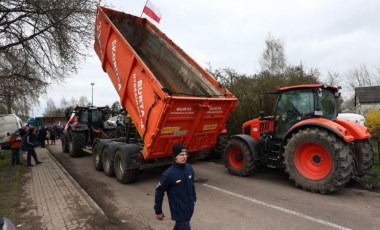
[154,143,196,230]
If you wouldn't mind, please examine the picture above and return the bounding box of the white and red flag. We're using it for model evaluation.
[142,0,162,23]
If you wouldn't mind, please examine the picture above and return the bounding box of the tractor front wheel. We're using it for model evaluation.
[284,128,353,194]
[354,140,374,177]
[224,138,255,177]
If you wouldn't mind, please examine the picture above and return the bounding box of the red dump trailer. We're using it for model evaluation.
[92,6,237,183]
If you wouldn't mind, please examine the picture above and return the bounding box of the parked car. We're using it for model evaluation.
[0,114,23,148]
[337,113,365,126]
[0,215,17,230]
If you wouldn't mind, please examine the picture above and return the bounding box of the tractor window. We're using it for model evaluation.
[79,111,88,123]
[317,89,336,119]
[92,110,105,128]
[275,90,314,138]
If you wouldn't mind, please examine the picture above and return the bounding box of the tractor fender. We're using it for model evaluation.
[230,134,259,161]
[116,143,142,170]
[334,118,371,139]
[284,118,356,143]
[69,123,88,132]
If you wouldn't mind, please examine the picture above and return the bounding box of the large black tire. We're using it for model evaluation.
[61,133,69,153]
[354,140,374,177]
[92,142,103,171]
[102,142,120,177]
[114,148,140,184]
[284,128,353,194]
[210,134,228,159]
[68,131,86,157]
[224,138,255,176]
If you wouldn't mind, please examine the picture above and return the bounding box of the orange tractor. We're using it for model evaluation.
[225,84,374,193]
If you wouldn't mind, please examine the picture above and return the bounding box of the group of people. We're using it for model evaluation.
[36,126,61,147]
[9,125,43,167]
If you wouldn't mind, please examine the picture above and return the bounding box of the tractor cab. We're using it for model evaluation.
[273,85,339,139]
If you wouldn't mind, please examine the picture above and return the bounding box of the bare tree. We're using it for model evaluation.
[259,33,286,75]
[345,65,377,91]
[0,49,47,113]
[0,0,97,80]
[325,71,340,86]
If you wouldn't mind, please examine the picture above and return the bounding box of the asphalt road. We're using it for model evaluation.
[48,141,380,230]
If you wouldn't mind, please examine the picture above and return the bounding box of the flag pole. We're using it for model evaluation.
[140,0,149,17]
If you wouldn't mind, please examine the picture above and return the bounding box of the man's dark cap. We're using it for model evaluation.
[172,143,186,158]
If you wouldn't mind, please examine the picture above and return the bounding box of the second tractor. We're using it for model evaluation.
[225,84,374,194]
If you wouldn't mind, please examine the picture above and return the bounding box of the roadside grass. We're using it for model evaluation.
[0,149,24,223]
[367,139,380,187]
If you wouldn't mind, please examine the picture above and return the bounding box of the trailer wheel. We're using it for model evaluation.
[102,144,116,177]
[284,128,353,194]
[354,140,374,177]
[210,134,228,159]
[114,149,140,184]
[69,131,86,157]
[61,133,69,153]
[92,142,103,171]
[224,138,255,176]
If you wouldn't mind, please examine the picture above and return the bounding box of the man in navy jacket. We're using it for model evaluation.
[154,143,196,230]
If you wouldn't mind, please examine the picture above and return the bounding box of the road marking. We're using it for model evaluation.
[203,184,351,230]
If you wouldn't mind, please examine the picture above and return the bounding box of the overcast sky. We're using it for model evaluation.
[32,0,380,117]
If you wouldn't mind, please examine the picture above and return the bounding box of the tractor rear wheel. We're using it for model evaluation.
[69,131,86,157]
[224,138,255,176]
[354,140,374,177]
[284,128,353,194]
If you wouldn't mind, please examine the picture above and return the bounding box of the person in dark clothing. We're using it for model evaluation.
[50,128,56,145]
[37,127,47,148]
[9,130,22,165]
[23,128,42,167]
[154,143,196,230]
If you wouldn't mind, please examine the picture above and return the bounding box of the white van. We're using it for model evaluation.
[0,114,24,147]
[337,113,365,126]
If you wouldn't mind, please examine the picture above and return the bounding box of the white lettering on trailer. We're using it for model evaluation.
[170,107,194,115]
[207,106,223,114]
[95,20,103,55]
[133,74,145,129]
[111,39,122,91]
[177,107,192,112]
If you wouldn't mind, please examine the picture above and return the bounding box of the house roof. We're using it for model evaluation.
[355,86,380,103]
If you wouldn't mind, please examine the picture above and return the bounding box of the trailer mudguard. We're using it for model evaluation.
[230,134,259,161]
[117,144,143,170]
[284,118,361,143]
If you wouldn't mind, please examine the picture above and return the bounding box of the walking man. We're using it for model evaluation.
[154,143,196,230]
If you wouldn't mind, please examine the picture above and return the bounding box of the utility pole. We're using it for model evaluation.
[91,83,95,106]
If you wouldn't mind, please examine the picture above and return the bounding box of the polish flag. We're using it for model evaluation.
[64,112,76,131]
[143,0,162,23]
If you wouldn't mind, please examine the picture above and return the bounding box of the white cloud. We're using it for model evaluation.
[35,0,380,116]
